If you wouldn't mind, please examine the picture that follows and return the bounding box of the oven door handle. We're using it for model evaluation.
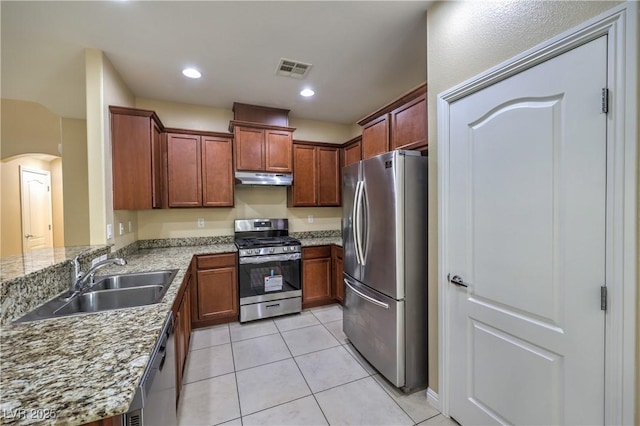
[239,253,301,264]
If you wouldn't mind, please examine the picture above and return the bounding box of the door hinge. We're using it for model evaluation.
[601,88,609,114]
[600,285,607,311]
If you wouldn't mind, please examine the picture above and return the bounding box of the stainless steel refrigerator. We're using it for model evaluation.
[342,150,428,391]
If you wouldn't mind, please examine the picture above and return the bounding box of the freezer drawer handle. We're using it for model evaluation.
[344,279,389,309]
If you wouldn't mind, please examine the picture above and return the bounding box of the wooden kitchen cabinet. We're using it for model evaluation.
[362,114,389,160]
[302,246,334,309]
[110,106,164,210]
[173,264,193,405]
[193,253,238,327]
[332,245,344,304]
[343,136,362,167]
[166,130,234,208]
[358,83,427,157]
[390,93,427,151]
[289,142,340,207]
[231,121,295,173]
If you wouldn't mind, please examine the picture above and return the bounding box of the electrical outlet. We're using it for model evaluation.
[307,215,314,224]
[118,223,125,236]
[128,221,132,233]
[197,218,205,228]
[106,224,113,239]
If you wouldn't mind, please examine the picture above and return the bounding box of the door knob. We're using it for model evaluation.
[448,274,468,288]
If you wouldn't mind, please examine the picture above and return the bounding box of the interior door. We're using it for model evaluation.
[447,36,607,425]
[20,167,53,252]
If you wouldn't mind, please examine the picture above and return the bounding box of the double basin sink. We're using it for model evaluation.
[15,270,178,323]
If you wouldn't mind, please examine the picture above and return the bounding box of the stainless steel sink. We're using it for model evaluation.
[14,269,178,323]
[54,285,166,315]
[89,270,176,291]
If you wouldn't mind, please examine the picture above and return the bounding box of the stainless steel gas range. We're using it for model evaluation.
[235,219,302,322]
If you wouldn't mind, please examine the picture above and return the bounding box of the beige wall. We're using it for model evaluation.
[61,118,90,246]
[85,48,136,249]
[0,155,58,256]
[1,99,61,159]
[426,0,624,395]
[137,185,342,240]
[50,157,64,247]
[133,98,348,240]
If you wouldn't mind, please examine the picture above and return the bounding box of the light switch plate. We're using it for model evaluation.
[197,218,205,228]
[106,224,113,239]
[118,223,125,236]
[128,221,132,233]
[307,215,314,224]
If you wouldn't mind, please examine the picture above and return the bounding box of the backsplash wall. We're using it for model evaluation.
[136,186,342,240]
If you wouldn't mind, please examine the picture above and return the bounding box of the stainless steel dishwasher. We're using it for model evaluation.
[125,311,177,426]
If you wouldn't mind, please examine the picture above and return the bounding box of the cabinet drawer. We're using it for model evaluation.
[302,246,331,259]
[197,253,236,269]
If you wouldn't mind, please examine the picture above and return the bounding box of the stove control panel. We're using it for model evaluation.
[239,245,301,257]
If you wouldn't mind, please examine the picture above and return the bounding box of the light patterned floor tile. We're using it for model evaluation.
[296,346,368,392]
[183,343,234,384]
[232,333,291,371]
[310,304,343,323]
[372,374,439,423]
[229,319,278,342]
[281,324,340,356]
[274,311,320,332]
[236,358,311,415]
[315,376,413,425]
[418,414,460,425]
[343,342,378,375]
[324,319,349,344]
[241,395,327,426]
[177,373,239,426]
[190,324,230,350]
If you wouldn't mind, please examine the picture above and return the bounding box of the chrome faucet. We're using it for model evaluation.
[66,255,127,298]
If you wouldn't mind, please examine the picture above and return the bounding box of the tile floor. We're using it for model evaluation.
[177,303,458,426]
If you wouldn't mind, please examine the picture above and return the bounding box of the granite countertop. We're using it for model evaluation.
[0,243,236,425]
[0,230,340,425]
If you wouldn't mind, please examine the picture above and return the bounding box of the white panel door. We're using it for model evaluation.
[20,167,53,252]
[448,36,607,425]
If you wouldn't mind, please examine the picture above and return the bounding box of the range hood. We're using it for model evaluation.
[235,171,293,186]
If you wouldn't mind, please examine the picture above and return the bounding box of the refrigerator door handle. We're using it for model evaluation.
[353,181,364,265]
[361,181,369,264]
[344,279,389,309]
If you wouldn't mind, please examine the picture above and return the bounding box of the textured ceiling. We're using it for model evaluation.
[1,1,429,124]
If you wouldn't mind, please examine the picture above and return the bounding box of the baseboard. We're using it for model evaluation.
[426,387,439,409]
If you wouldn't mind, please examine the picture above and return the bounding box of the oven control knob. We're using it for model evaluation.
[246,249,253,255]
[282,246,288,252]
[269,247,275,253]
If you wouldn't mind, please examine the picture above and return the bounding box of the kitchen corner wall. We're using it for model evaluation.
[426,0,624,397]
[134,98,354,240]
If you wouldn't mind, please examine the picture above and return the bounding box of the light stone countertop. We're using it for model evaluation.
[0,235,344,425]
[0,243,236,426]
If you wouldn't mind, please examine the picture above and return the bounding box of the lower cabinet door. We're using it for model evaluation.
[302,257,332,305]
[197,267,238,321]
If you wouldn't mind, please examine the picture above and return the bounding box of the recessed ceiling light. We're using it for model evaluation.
[182,68,202,79]
[300,88,315,97]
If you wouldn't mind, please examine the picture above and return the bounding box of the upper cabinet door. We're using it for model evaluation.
[265,130,293,172]
[317,147,340,206]
[391,94,427,151]
[202,136,234,207]
[291,144,317,206]
[362,114,389,159]
[167,133,202,207]
[235,127,265,171]
[111,111,156,210]
[343,140,362,166]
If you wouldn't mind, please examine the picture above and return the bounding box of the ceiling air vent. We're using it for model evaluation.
[276,58,312,79]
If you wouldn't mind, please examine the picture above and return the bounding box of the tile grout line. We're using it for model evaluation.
[279,319,332,426]
[227,326,245,425]
[369,374,421,425]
